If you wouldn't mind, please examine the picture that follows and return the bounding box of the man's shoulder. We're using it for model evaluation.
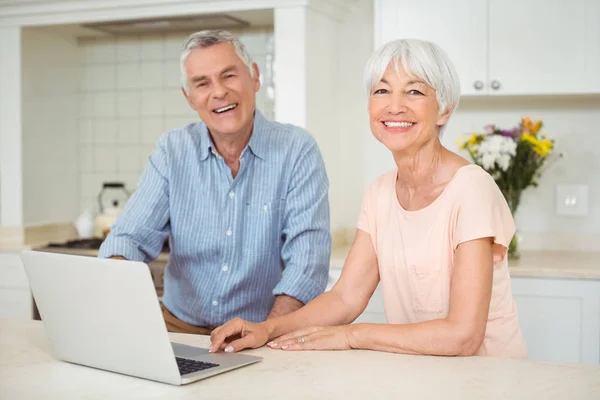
[158,122,202,147]
[261,118,318,151]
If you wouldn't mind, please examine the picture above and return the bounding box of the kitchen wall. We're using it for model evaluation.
[361,96,600,251]
[0,26,23,227]
[76,27,274,213]
[21,27,80,225]
[335,0,374,230]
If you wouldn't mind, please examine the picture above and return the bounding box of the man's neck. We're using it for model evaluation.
[209,117,255,177]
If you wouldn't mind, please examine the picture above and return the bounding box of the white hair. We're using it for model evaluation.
[363,38,461,135]
[180,30,254,94]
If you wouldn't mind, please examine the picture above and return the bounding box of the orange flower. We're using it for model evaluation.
[521,117,543,135]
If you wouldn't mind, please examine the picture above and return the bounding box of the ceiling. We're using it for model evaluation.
[26,8,274,38]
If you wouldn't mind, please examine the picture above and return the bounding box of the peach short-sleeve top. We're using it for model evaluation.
[358,164,527,359]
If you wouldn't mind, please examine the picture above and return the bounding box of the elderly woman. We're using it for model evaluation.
[209,39,528,359]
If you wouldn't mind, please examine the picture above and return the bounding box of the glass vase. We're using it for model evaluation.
[502,189,522,261]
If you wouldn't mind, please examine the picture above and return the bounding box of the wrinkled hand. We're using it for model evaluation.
[209,318,270,353]
[267,326,352,351]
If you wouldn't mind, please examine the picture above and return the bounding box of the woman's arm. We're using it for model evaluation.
[209,229,380,352]
[265,229,380,338]
[347,237,493,356]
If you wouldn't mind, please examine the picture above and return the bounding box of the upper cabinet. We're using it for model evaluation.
[375,0,487,96]
[375,0,600,96]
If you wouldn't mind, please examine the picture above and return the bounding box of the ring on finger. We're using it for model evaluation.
[298,336,305,344]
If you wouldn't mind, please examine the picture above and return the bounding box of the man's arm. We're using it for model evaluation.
[270,135,331,316]
[98,136,171,262]
[267,295,304,319]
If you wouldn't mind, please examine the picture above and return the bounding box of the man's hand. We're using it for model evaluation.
[267,295,304,319]
[209,318,271,353]
[109,256,128,260]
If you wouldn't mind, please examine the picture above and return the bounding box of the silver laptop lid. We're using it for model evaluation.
[20,250,181,385]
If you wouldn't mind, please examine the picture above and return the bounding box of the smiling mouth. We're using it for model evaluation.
[383,121,415,128]
[213,104,238,114]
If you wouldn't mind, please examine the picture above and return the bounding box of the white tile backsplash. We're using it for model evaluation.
[117,119,140,144]
[140,118,165,144]
[93,120,118,144]
[79,146,94,173]
[116,147,140,172]
[164,61,181,88]
[117,63,140,89]
[117,92,140,117]
[163,89,189,116]
[94,146,118,173]
[140,62,164,89]
[140,34,164,60]
[79,119,94,144]
[78,28,274,212]
[116,36,141,62]
[93,92,116,117]
[140,89,164,116]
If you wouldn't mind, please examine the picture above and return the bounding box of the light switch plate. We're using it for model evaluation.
[555,184,589,216]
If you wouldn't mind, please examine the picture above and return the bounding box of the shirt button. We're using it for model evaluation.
[229,191,234,199]
[222,264,229,272]
[212,300,219,307]
[226,229,232,236]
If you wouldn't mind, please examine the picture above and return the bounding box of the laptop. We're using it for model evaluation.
[20,250,262,386]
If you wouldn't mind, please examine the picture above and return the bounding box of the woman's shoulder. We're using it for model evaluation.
[450,164,499,192]
[447,164,508,211]
[364,168,397,197]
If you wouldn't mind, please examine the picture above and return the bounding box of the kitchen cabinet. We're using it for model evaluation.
[511,276,600,364]
[375,0,600,95]
[0,253,34,320]
[375,0,487,96]
[327,264,600,364]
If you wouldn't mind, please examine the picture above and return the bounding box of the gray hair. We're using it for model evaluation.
[363,38,460,134]
[180,30,255,94]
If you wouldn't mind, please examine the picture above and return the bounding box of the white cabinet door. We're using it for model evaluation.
[511,277,600,364]
[0,252,34,319]
[375,0,488,95]
[585,0,600,92]
[488,0,588,95]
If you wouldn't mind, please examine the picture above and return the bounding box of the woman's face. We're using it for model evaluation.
[368,62,451,155]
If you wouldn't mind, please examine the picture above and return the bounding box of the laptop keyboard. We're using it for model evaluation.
[176,357,220,376]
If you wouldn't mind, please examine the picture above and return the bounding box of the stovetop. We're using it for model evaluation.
[46,238,170,253]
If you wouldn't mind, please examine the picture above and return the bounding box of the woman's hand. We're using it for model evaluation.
[209,318,270,353]
[267,326,353,351]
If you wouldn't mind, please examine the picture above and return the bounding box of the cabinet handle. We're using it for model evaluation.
[491,80,501,90]
[473,80,484,90]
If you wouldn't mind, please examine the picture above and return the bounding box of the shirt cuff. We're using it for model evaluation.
[98,235,148,262]
[272,271,327,305]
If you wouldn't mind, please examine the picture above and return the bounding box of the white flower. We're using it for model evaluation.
[476,135,517,171]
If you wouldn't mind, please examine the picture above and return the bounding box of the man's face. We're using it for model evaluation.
[182,42,260,137]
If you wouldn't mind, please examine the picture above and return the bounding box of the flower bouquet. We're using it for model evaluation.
[457,117,561,259]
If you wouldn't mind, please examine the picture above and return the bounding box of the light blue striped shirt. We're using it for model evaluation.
[98,111,331,328]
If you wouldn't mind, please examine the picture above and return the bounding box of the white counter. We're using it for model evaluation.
[331,247,600,280]
[1,319,599,399]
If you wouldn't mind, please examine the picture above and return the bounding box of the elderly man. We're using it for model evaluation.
[98,30,331,334]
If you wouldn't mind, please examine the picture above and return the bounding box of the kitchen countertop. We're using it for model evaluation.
[36,246,170,262]
[3,242,599,280]
[1,319,599,400]
[330,246,600,280]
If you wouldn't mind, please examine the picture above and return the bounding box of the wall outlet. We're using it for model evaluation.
[555,184,589,217]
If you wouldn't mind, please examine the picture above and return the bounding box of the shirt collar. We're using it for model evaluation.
[198,110,268,161]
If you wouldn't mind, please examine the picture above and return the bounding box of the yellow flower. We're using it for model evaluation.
[456,133,479,149]
[521,117,543,135]
[522,132,553,156]
[521,132,538,145]
[534,140,553,156]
